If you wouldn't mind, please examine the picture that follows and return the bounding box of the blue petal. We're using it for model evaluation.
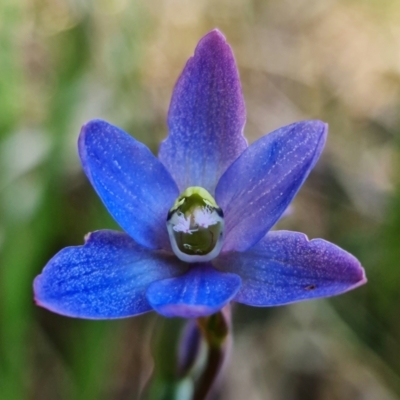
[79,119,179,250]
[159,29,247,194]
[216,120,327,252]
[146,264,241,318]
[34,230,188,319]
[214,230,366,306]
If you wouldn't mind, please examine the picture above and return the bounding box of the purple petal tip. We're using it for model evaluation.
[347,265,368,291]
[200,28,226,43]
[194,29,231,59]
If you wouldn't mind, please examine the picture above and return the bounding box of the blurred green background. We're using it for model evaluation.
[1,0,400,399]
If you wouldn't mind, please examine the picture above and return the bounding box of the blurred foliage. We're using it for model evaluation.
[1,0,400,399]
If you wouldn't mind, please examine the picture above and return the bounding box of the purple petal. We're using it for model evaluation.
[146,264,241,318]
[79,119,179,250]
[214,230,366,306]
[159,29,247,194]
[216,120,327,252]
[34,230,188,319]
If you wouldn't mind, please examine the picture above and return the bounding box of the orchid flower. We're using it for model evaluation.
[33,30,366,320]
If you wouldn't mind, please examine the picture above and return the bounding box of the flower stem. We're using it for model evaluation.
[193,307,231,400]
